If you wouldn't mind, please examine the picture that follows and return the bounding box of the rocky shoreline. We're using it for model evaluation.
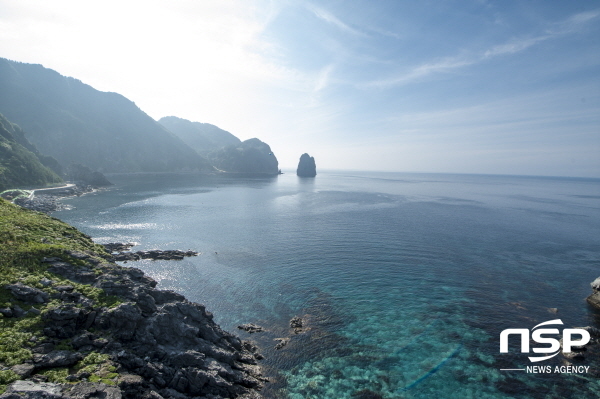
[0,245,265,398]
[12,185,97,214]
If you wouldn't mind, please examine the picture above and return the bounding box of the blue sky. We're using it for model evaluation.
[0,0,598,176]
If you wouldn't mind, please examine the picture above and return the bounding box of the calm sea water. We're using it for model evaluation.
[54,171,600,398]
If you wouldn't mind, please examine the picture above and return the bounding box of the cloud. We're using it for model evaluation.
[364,9,600,89]
[304,3,366,36]
[313,64,335,92]
[482,35,550,58]
[483,9,600,59]
[364,56,474,88]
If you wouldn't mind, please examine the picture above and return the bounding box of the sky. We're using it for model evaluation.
[0,0,599,177]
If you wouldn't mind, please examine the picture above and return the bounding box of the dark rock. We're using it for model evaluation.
[95,303,142,340]
[43,305,89,338]
[290,316,304,334]
[170,350,206,369]
[296,153,317,177]
[33,350,83,369]
[47,262,97,284]
[11,363,35,378]
[32,343,55,354]
[274,338,290,350]
[242,342,263,360]
[64,382,121,399]
[28,307,41,315]
[149,290,185,305]
[5,282,49,303]
[103,243,136,253]
[587,277,600,310]
[92,337,108,348]
[71,333,94,349]
[238,324,265,333]
[11,305,26,318]
[0,307,13,317]
[113,249,198,262]
[67,251,91,260]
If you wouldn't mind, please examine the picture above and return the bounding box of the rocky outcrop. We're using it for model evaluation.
[102,243,199,262]
[587,277,600,310]
[0,250,265,399]
[237,324,265,334]
[296,154,316,177]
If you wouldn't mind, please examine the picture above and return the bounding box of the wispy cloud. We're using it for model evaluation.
[482,35,550,58]
[364,9,600,89]
[305,3,366,36]
[313,63,335,92]
[483,9,600,58]
[365,56,473,88]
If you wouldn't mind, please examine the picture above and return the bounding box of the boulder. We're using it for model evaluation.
[5,283,49,304]
[33,350,83,369]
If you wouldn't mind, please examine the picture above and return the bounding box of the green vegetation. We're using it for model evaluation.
[0,114,63,192]
[0,198,104,273]
[0,198,121,391]
[0,316,39,366]
[76,352,118,385]
[0,370,19,393]
[40,367,69,383]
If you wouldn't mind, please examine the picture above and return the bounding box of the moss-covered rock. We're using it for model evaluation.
[0,199,264,398]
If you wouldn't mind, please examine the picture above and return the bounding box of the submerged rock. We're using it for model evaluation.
[296,153,316,177]
[274,338,290,350]
[290,316,304,334]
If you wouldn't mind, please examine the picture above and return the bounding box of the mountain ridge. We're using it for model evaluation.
[0,58,214,174]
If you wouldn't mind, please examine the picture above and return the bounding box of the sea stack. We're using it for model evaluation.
[296,153,317,177]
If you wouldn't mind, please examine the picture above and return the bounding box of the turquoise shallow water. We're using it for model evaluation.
[54,171,600,398]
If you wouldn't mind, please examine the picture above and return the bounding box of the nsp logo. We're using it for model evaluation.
[500,319,590,362]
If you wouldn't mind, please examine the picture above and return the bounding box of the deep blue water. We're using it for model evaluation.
[54,171,600,398]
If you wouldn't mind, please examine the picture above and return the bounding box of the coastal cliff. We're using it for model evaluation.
[0,198,264,398]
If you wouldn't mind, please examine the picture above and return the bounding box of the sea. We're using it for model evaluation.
[54,170,600,398]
